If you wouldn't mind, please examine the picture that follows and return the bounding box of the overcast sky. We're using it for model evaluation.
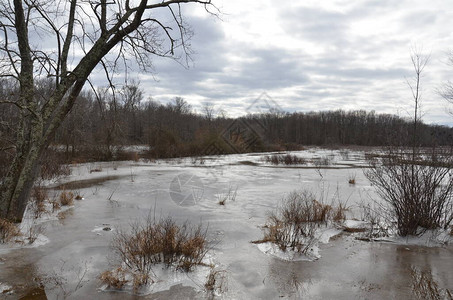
[130,0,453,125]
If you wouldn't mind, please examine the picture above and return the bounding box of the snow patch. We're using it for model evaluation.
[0,282,12,294]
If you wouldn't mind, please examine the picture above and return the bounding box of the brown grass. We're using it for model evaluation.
[59,191,74,206]
[31,186,48,218]
[100,267,129,289]
[253,190,348,253]
[0,218,20,243]
[132,272,150,292]
[112,216,209,280]
[50,198,61,212]
[254,191,320,253]
[332,202,347,222]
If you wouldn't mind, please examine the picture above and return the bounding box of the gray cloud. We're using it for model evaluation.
[111,0,453,125]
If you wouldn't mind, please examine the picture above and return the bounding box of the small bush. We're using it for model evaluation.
[59,191,74,206]
[39,149,71,180]
[100,267,129,289]
[365,148,453,236]
[112,216,209,280]
[0,218,20,243]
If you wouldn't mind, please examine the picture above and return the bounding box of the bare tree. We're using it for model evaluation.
[365,50,453,236]
[407,50,429,157]
[202,101,215,121]
[0,0,216,222]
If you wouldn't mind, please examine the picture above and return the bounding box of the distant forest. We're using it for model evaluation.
[1,81,453,163]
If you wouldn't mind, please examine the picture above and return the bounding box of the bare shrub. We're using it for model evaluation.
[59,191,74,206]
[411,267,453,300]
[100,267,129,289]
[365,148,453,236]
[39,149,71,180]
[111,216,209,281]
[0,218,20,243]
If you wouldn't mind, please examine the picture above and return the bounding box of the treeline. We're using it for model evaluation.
[1,81,453,165]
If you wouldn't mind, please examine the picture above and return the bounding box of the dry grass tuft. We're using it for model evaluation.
[31,186,48,218]
[59,191,74,206]
[255,191,320,253]
[132,272,150,292]
[0,218,20,243]
[100,267,129,289]
[254,190,348,253]
[217,184,238,206]
[332,202,347,222]
[111,216,209,281]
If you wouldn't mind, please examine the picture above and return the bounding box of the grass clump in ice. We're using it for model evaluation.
[217,184,238,206]
[253,190,346,255]
[101,216,209,292]
[59,191,74,206]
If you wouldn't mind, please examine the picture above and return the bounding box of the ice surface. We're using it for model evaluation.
[0,148,452,299]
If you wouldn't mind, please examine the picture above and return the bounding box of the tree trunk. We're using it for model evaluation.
[1,139,44,222]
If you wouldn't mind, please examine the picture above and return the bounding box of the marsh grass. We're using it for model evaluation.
[59,191,74,206]
[102,215,210,291]
[253,190,346,254]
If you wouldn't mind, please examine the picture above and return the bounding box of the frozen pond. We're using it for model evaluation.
[0,148,452,299]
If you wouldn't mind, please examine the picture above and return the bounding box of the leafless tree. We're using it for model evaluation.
[0,0,216,222]
[365,50,453,236]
